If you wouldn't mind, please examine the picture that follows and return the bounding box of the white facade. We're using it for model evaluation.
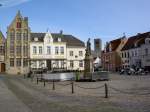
[121,36,150,69]
[129,48,141,68]
[30,31,86,71]
[66,47,85,71]
[122,46,141,68]
[140,38,150,68]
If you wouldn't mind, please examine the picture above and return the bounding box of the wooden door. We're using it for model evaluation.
[1,63,5,72]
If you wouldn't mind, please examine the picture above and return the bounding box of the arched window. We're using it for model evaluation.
[145,38,150,44]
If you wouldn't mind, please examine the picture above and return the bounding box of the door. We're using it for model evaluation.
[47,60,51,70]
[1,63,5,72]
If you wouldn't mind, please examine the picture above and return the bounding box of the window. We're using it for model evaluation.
[16,46,21,56]
[70,51,73,56]
[16,32,21,41]
[58,38,61,42]
[16,22,21,28]
[39,46,42,54]
[23,58,28,67]
[70,61,74,68]
[60,47,64,55]
[0,46,4,55]
[55,47,59,55]
[10,58,14,67]
[79,60,83,67]
[135,51,137,56]
[127,52,129,58]
[23,33,28,41]
[32,61,37,68]
[34,37,38,41]
[60,61,64,68]
[124,52,126,58]
[10,47,14,55]
[23,46,28,56]
[55,61,59,68]
[79,51,83,56]
[16,58,21,67]
[39,61,44,68]
[10,32,15,41]
[132,51,134,56]
[47,46,51,54]
[145,48,148,56]
[33,46,37,54]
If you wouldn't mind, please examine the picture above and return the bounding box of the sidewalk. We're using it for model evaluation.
[0,76,32,112]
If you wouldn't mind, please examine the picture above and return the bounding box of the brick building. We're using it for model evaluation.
[102,37,127,71]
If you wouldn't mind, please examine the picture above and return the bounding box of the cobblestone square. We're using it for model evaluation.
[0,73,150,112]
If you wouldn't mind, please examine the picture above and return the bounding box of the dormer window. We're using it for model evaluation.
[34,37,38,41]
[145,38,150,44]
[58,38,61,42]
[134,43,137,47]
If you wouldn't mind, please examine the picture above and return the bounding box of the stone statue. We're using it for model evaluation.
[84,38,93,79]
[86,38,91,56]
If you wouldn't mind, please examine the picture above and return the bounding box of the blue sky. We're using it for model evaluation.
[0,0,150,49]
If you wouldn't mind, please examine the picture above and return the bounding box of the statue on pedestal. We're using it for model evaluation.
[84,38,93,79]
[86,38,91,56]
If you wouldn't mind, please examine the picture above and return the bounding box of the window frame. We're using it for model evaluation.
[39,46,43,54]
[70,51,73,56]
[60,47,64,55]
[55,47,59,55]
[33,46,37,54]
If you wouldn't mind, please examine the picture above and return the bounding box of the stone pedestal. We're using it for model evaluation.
[83,38,93,79]
[84,55,93,79]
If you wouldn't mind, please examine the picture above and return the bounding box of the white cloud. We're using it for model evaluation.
[0,0,31,8]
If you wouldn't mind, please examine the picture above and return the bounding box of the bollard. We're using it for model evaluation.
[52,80,55,90]
[37,77,39,84]
[71,81,74,94]
[105,83,108,98]
[44,79,46,87]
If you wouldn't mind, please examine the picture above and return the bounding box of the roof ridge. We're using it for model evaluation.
[121,32,150,51]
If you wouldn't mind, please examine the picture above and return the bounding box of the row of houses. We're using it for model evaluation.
[0,11,86,75]
[102,32,150,71]
[2,11,149,74]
